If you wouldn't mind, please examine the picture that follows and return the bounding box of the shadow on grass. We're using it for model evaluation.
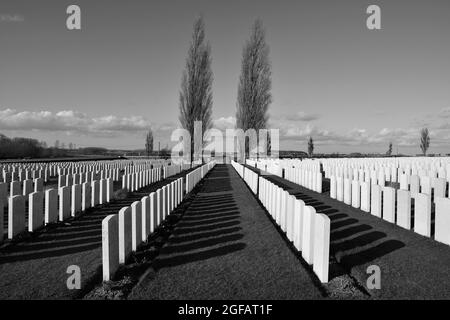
[244,165,406,282]
[148,165,246,271]
[0,169,195,265]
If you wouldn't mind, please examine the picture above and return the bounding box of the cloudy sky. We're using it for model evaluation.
[0,0,449,154]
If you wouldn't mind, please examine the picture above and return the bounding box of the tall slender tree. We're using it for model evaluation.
[308,136,314,158]
[236,19,272,158]
[179,17,213,162]
[420,128,430,156]
[386,142,393,156]
[145,128,154,157]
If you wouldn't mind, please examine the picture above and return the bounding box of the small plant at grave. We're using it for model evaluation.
[85,276,135,300]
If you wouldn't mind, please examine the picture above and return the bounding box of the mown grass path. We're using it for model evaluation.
[129,164,323,299]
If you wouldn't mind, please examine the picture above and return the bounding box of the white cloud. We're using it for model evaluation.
[213,116,236,130]
[2,108,447,152]
[272,120,448,149]
[290,111,320,121]
[272,111,320,122]
[0,108,174,136]
[439,107,450,119]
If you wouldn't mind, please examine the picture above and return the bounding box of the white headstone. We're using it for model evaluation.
[118,206,132,264]
[316,172,322,193]
[330,176,337,199]
[91,180,100,207]
[396,189,411,230]
[410,175,420,197]
[275,187,282,225]
[382,187,395,223]
[336,177,344,201]
[150,192,157,231]
[286,194,295,241]
[399,174,408,190]
[434,197,450,245]
[156,189,163,226]
[293,199,304,251]
[59,186,71,221]
[45,188,58,224]
[102,214,119,281]
[28,191,44,232]
[378,171,385,187]
[10,181,21,196]
[106,178,114,202]
[414,193,431,237]
[301,206,315,265]
[82,182,91,211]
[34,178,44,192]
[58,175,67,189]
[433,178,446,200]
[141,196,150,242]
[280,191,287,232]
[351,180,360,208]
[420,176,431,195]
[131,201,142,251]
[343,178,351,205]
[8,195,26,239]
[99,179,107,205]
[71,184,82,217]
[313,213,330,283]
[370,184,382,218]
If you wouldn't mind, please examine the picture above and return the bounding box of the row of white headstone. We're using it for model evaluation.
[284,167,323,193]
[1,159,129,182]
[185,162,216,194]
[123,159,171,174]
[102,178,183,281]
[58,169,121,189]
[398,174,448,200]
[248,158,321,177]
[232,161,330,283]
[326,166,398,184]
[246,159,283,177]
[0,178,114,243]
[163,164,184,179]
[0,178,45,203]
[57,164,121,176]
[330,175,450,246]
[246,159,323,194]
[122,168,162,192]
[321,157,450,184]
[242,165,259,194]
[102,161,216,281]
[1,169,49,184]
